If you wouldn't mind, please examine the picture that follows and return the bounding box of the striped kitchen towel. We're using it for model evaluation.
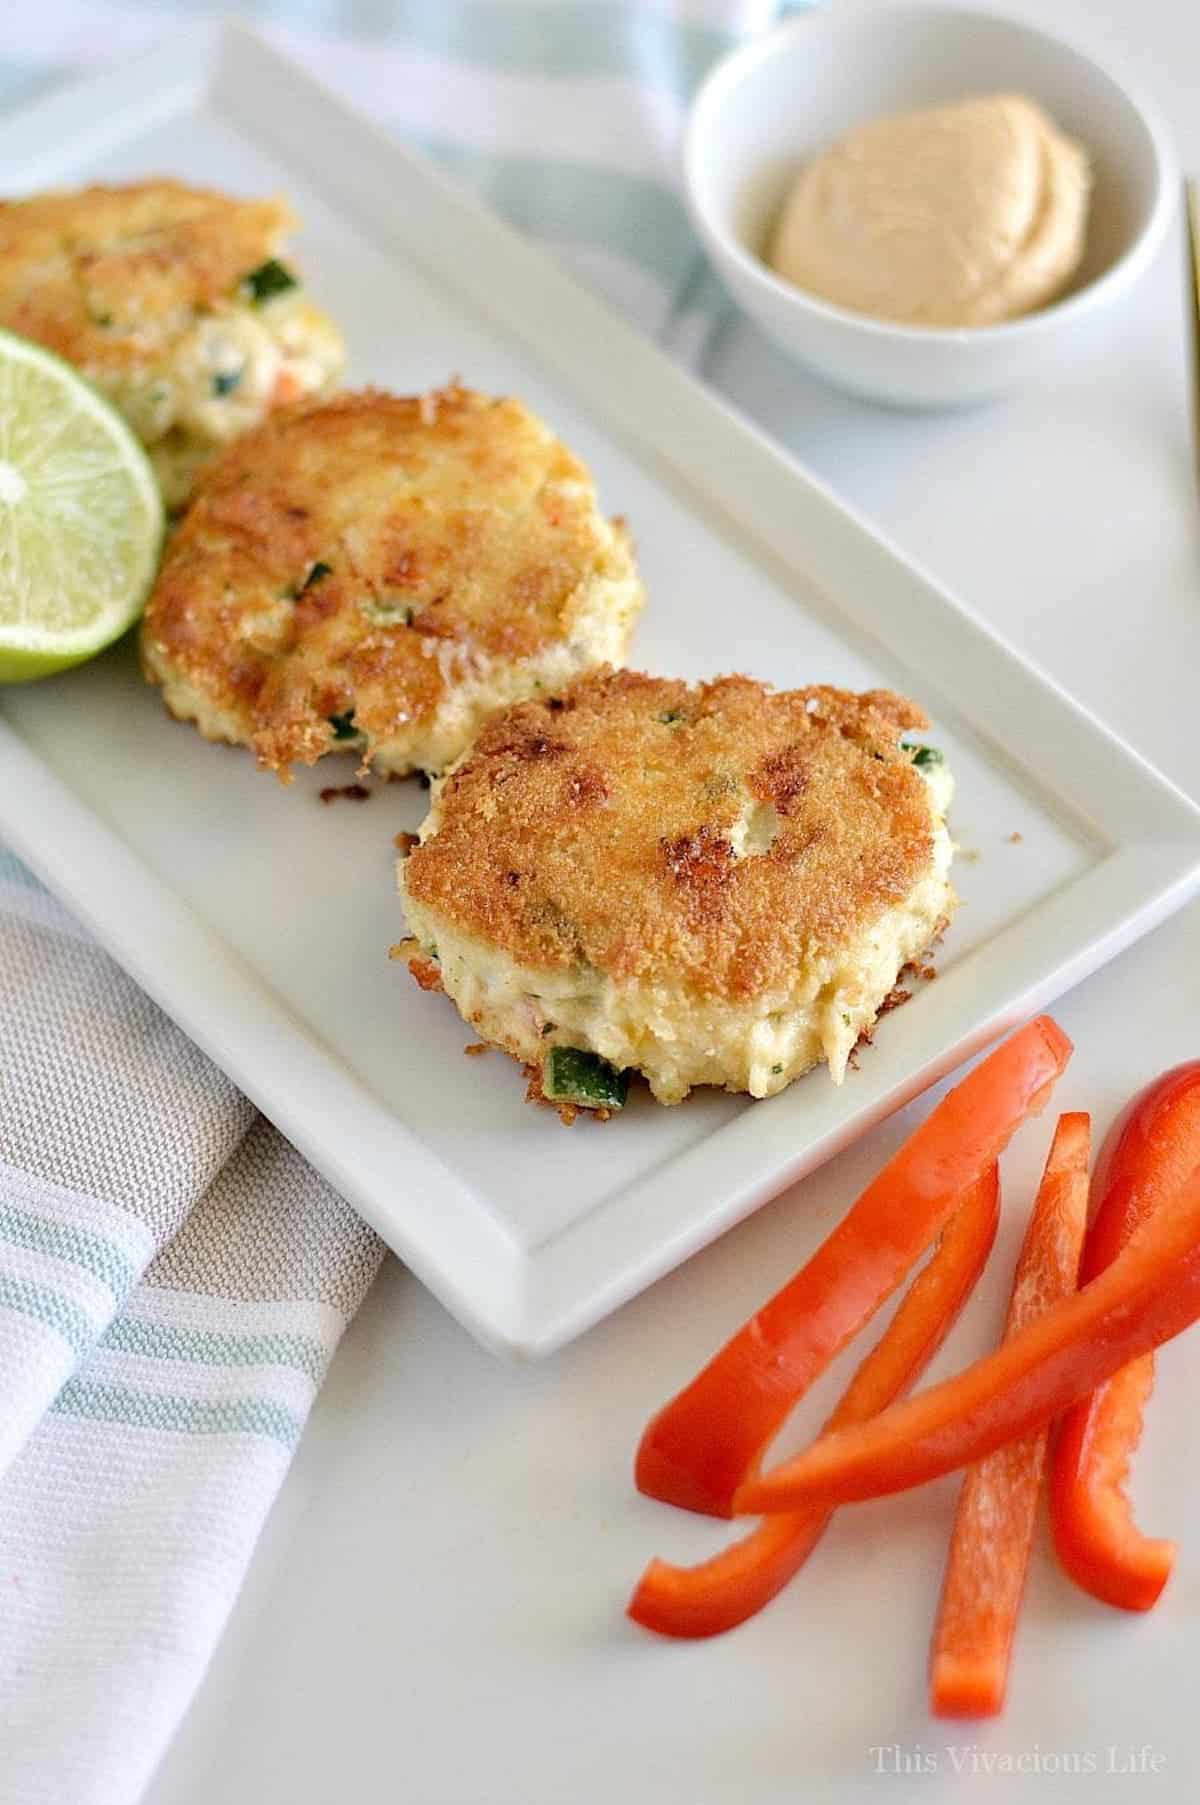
[0,853,383,1805]
[0,5,788,1804]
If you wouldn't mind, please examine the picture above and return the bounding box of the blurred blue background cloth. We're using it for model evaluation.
[3,2,796,358]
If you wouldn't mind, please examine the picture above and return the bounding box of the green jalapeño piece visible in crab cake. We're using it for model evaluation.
[0,180,344,506]
[396,670,956,1111]
[140,385,644,780]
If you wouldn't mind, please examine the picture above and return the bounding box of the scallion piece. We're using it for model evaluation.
[242,259,298,303]
[299,560,333,595]
[901,742,944,770]
[542,1046,629,1112]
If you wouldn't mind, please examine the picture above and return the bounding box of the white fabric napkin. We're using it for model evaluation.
[0,4,789,1801]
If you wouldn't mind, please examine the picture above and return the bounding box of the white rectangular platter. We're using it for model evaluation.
[2,23,1199,1358]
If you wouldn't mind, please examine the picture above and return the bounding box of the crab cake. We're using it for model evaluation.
[0,181,344,505]
[397,670,956,1108]
[141,385,645,778]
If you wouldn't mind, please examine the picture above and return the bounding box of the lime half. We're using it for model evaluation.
[0,328,164,683]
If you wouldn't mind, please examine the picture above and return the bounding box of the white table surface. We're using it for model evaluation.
[146,3,1200,1801]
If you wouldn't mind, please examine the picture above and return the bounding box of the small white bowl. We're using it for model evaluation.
[684,3,1176,407]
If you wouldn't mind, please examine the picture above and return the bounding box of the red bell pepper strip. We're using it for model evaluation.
[1052,1359,1166,1611]
[929,1114,1090,1717]
[635,1017,1071,1519]
[1050,1063,1200,1612]
[733,1153,1200,1517]
[629,1167,1000,1639]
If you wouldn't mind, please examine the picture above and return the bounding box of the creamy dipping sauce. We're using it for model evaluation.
[768,94,1091,328]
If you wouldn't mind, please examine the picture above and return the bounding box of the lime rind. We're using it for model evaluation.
[0,327,164,681]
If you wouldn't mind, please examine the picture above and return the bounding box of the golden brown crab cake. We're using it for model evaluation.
[0,180,344,505]
[140,385,645,778]
[397,669,956,1108]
